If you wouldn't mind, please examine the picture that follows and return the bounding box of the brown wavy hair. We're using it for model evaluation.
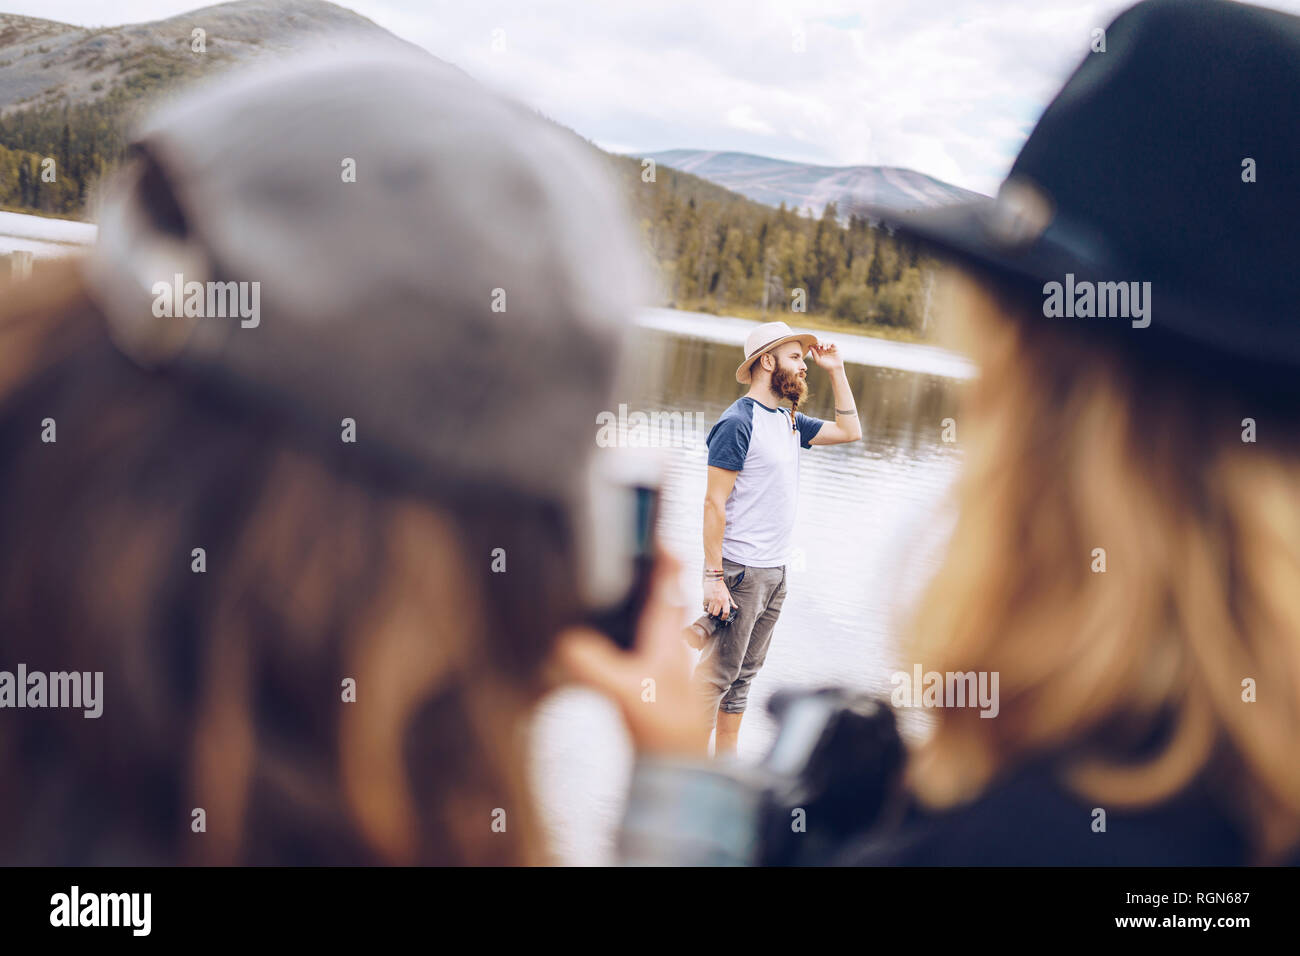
[904,267,1300,863]
[0,259,581,865]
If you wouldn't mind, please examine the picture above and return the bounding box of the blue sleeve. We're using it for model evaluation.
[706,409,751,470]
[617,754,764,866]
[795,411,826,449]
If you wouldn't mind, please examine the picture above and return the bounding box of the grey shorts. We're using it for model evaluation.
[692,558,788,716]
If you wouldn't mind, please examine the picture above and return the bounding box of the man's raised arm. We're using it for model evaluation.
[808,343,862,445]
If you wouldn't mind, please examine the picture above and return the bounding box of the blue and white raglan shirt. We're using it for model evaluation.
[706,397,827,567]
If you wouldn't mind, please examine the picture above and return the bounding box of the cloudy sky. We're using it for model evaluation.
[13,0,1300,193]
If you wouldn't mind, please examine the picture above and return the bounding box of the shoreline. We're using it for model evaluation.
[666,299,930,344]
[636,307,975,381]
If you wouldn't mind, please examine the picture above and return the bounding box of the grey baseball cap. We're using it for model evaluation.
[84,43,656,608]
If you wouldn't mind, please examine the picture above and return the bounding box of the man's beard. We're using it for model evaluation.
[771,364,808,405]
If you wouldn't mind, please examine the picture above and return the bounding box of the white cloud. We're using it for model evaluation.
[724,104,776,136]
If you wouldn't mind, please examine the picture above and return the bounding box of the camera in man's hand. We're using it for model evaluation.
[706,606,735,628]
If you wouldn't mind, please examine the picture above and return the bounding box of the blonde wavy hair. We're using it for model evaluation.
[904,267,1300,863]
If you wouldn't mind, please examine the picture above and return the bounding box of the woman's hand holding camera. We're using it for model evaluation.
[554,550,706,756]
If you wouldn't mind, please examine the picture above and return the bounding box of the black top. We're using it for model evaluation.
[835,761,1294,866]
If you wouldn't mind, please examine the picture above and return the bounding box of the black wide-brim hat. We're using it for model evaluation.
[872,0,1300,382]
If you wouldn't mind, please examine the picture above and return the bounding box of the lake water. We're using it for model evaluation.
[531,308,971,865]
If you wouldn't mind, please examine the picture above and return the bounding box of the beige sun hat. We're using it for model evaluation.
[735,321,819,383]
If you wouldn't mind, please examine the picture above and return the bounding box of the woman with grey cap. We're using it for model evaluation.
[0,46,671,865]
[563,0,1300,866]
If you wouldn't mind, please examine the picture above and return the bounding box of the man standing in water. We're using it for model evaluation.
[684,321,862,754]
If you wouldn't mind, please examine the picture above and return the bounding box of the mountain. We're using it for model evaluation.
[0,0,433,216]
[639,149,985,218]
[0,0,416,116]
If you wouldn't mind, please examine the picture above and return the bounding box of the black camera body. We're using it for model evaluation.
[755,688,905,866]
[616,686,905,866]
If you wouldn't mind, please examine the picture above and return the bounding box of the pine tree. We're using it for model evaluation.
[867,245,884,291]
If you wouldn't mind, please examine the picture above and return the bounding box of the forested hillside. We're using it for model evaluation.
[613,156,934,331]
